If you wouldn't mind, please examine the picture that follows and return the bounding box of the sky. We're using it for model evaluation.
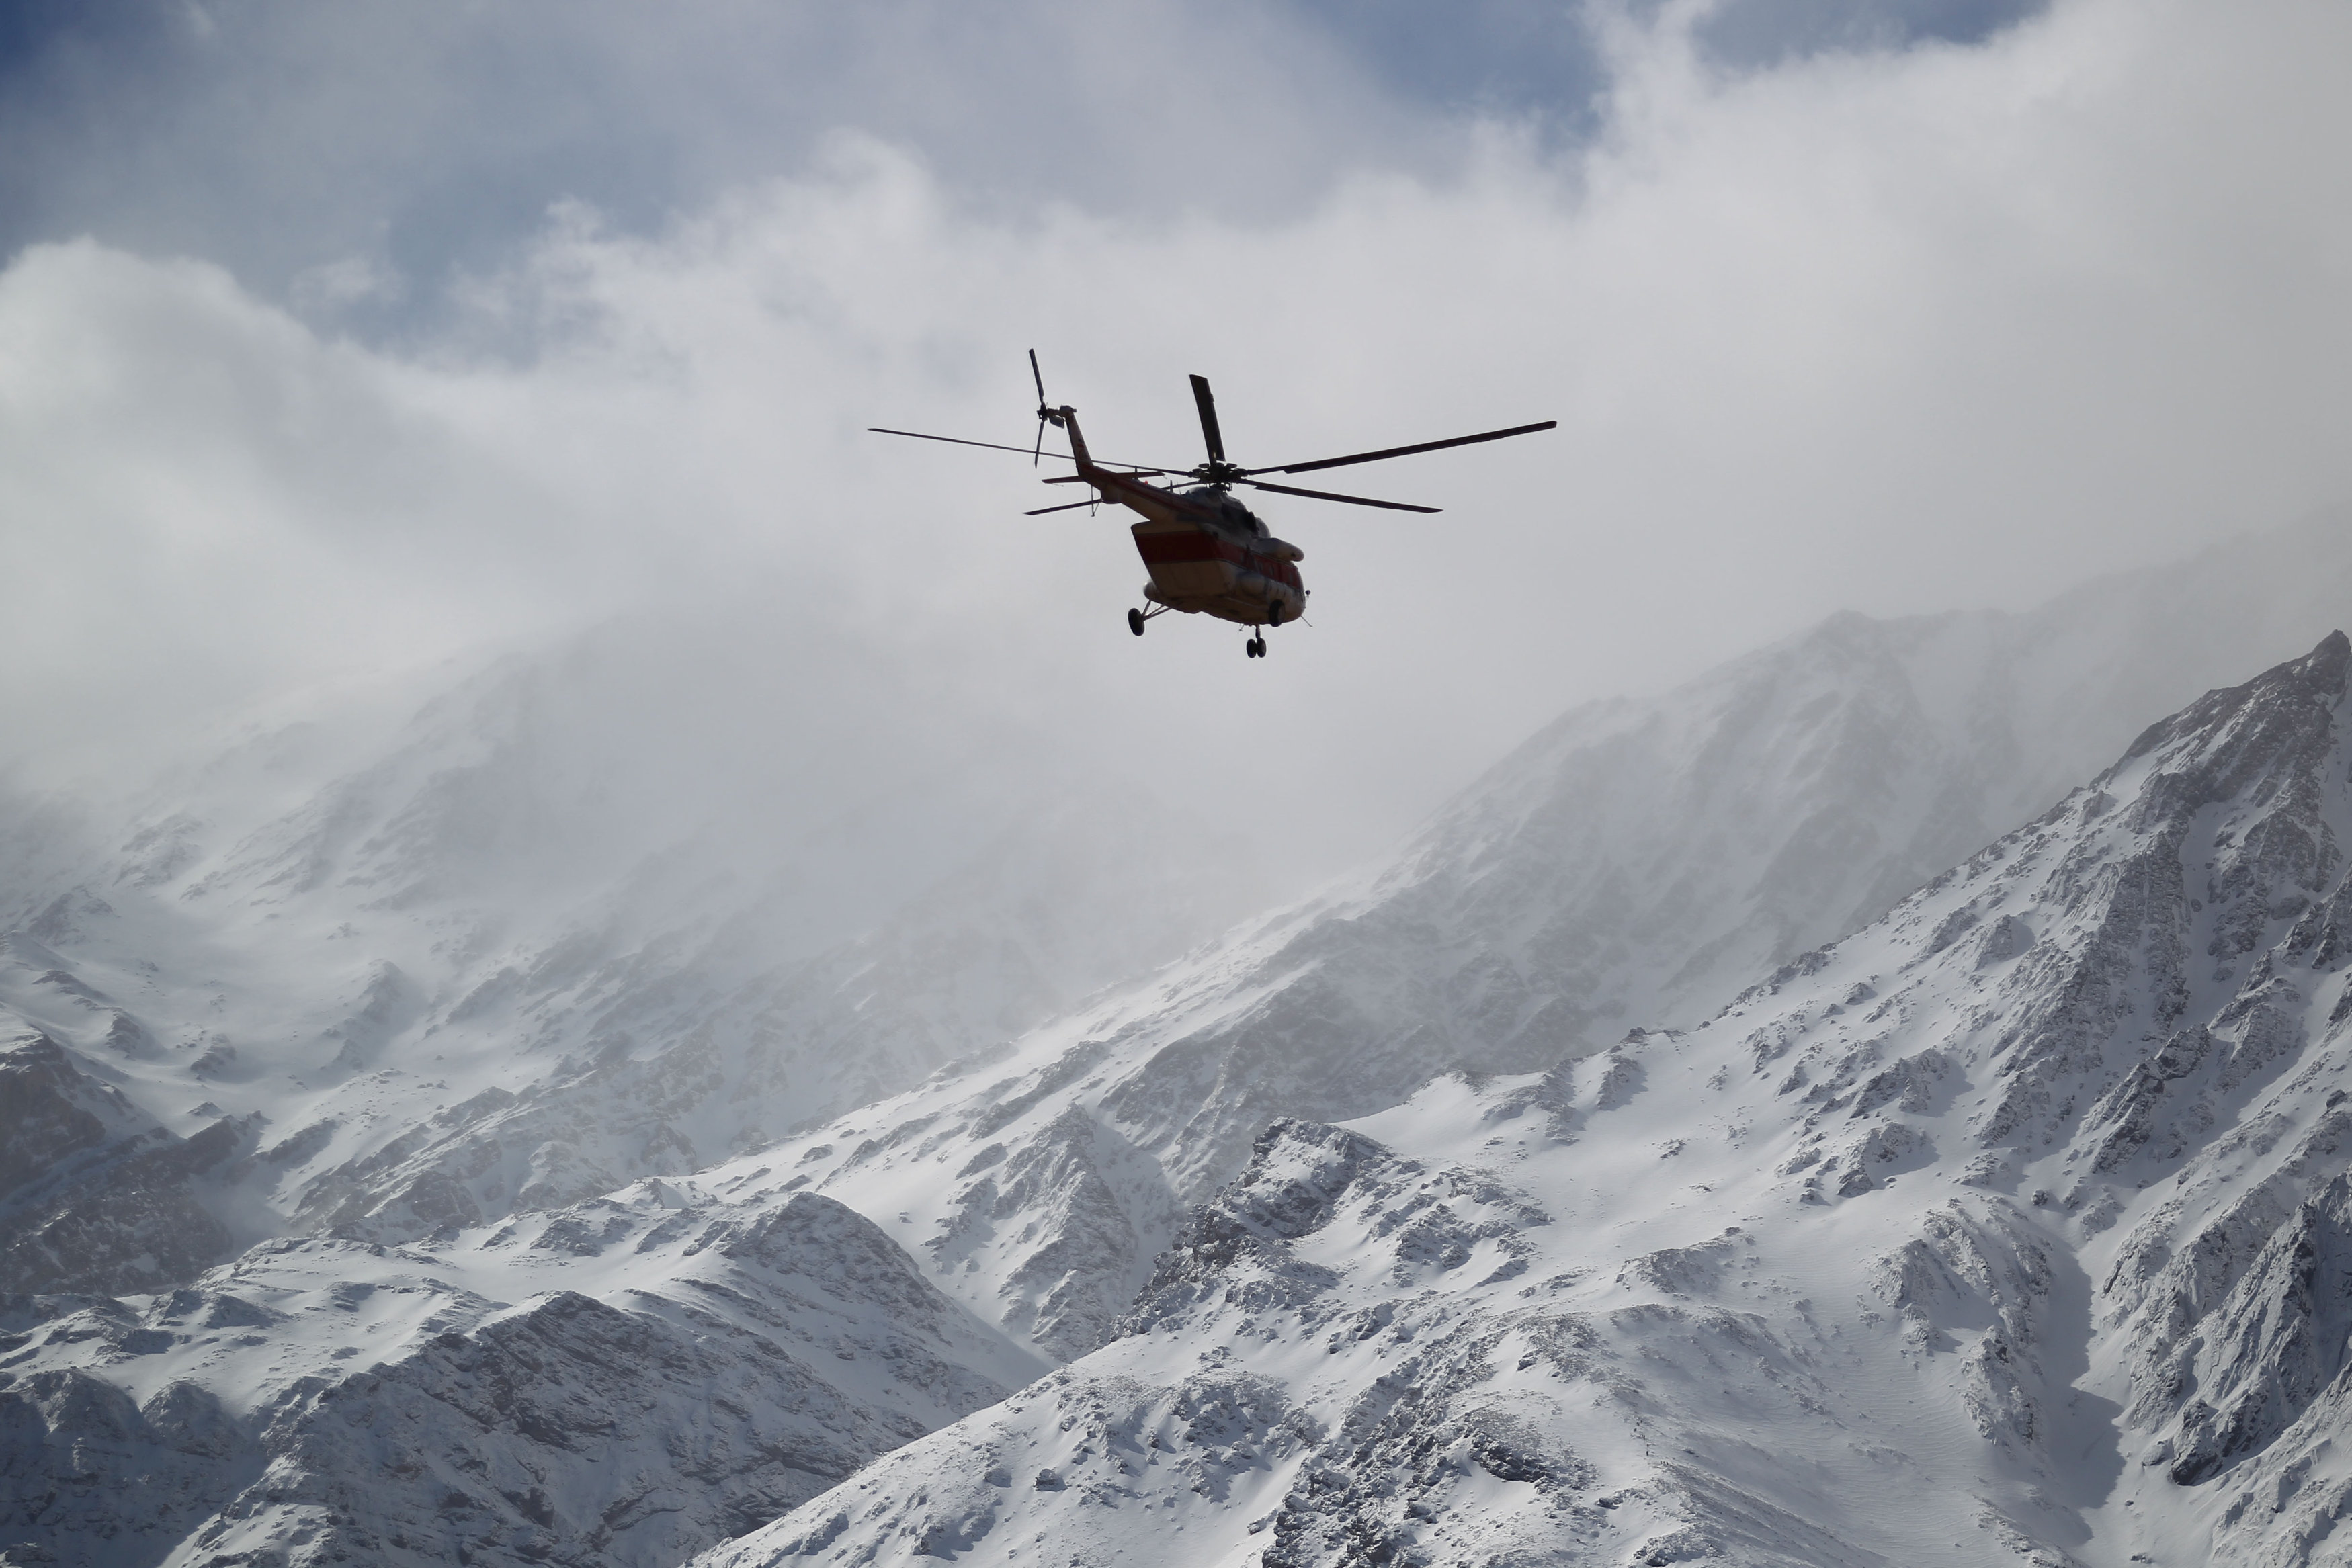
[1,0,2349,891]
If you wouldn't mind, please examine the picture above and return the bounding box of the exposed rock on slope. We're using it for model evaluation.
[704,633,2352,1567]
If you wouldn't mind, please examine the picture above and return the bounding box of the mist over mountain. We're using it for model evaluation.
[663,518,2352,1369]
[11,521,2352,1565]
[0,603,1281,1308]
[0,517,2344,1311]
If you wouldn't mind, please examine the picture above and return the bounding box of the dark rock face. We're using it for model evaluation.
[0,1293,904,1568]
[0,1036,108,1196]
[2165,1174,2352,1486]
[0,1365,260,1568]
[0,1033,240,1297]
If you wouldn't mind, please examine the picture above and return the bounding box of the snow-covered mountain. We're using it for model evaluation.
[3,1153,1045,1568]
[699,630,2352,1567]
[687,521,2352,1368]
[0,615,1271,1299]
[8,519,2350,1317]
[13,521,2352,1567]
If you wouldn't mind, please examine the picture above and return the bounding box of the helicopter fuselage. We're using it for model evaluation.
[1128,487,1306,628]
[1062,410,1308,629]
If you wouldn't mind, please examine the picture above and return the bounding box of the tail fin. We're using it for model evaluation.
[1029,350,1093,475]
[1058,406,1096,473]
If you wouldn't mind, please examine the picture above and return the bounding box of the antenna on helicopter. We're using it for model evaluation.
[1030,349,1065,466]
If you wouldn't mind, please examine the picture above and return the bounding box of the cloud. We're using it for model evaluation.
[0,0,1421,321]
[1,0,2347,883]
[0,1,2061,325]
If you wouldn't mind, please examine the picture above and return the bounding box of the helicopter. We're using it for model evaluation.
[873,353,1554,658]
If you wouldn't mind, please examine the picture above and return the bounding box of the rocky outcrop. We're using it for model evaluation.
[2161,1175,2352,1487]
[0,1366,259,1568]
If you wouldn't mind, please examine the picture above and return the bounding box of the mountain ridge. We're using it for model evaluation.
[690,550,2352,1371]
[700,630,2352,1567]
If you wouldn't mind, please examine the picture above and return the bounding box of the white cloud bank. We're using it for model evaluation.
[2,0,2347,875]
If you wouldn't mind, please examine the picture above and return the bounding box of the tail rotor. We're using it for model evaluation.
[1030,349,1065,465]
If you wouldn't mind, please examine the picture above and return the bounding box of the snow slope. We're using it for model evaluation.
[704,633,2352,1567]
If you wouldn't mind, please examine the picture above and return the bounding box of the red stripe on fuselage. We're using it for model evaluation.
[1131,525,1303,589]
[1134,529,1243,567]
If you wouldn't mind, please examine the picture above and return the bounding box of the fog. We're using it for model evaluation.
[3,0,2349,898]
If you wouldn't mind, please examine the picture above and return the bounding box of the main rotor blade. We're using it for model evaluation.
[1245,419,1556,477]
[872,427,1175,470]
[1042,468,1173,483]
[872,427,1070,460]
[1237,478,1439,513]
[1024,498,1098,515]
[1189,374,1228,465]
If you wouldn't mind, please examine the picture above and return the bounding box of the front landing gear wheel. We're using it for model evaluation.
[1128,608,1146,637]
[1245,636,1265,658]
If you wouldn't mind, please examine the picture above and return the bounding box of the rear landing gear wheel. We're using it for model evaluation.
[1128,607,1146,637]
